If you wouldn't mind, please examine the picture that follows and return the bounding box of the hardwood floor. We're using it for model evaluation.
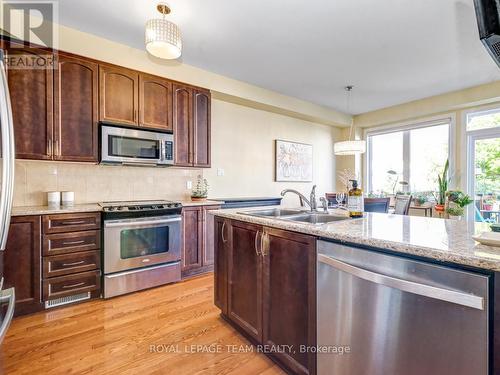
[0,274,285,375]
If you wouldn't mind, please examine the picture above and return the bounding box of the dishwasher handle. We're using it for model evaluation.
[318,253,484,310]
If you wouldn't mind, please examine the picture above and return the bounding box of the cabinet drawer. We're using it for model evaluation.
[43,270,101,300]
[43,250,101,278]
[43,212,101,234]
[43,230,101,256]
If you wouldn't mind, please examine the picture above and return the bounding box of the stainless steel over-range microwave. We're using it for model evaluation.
[100,125,174,166]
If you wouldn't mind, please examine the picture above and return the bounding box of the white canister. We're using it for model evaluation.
[47,191,61,208]
[61,191,75,207]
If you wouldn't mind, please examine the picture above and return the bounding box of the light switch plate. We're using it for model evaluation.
[187,181,192,189]
[217,168,225,176]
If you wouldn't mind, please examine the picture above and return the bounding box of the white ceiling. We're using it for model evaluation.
[56,0,500,114]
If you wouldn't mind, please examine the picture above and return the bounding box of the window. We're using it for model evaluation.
[367,121,450,195]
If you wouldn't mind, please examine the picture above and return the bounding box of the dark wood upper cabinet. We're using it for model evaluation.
[262,228,316,375]
[193,89,211,167]
[6,46,53,160]
[99,65,139,125]
[173,84,193,166]
[139,73,172,131]
[3,215,43,316]
[173,84,211,168]
[227,220,263,343]
[54,54,98,162]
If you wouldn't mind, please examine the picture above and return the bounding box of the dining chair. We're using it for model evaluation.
[394,195,413,215]
[364,197,390,213]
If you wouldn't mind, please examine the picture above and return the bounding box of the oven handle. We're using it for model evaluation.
[104,217,181,228]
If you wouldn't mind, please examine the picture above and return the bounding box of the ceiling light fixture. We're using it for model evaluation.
[145,2,182,60]
[334,86,366,156]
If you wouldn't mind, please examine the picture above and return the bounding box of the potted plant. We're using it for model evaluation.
[445,190,473,219]
[433,159,449,213]
[413,193,428,206]
[446,206,464,220]
[483,199,494,211]
[191,175,209,201]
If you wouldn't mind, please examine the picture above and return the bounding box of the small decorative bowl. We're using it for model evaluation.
[491,224,500,233]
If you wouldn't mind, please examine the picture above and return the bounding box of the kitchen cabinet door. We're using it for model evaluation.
[2,216,43,316]
[193,89,211,168]
[202,205,221,267]
[139,73,172,131]
[99,65,139,125]
[181,206,202,274]
[6,46,53,160]
[261,227,316,375]
[214,217,230,314]
[54,54,98,162]
[227,220,263,342]
[173,84,193,166]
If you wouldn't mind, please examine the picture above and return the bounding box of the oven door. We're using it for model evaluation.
[104,215,181,274]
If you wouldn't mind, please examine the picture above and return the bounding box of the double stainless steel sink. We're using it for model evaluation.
[239,207,349,224]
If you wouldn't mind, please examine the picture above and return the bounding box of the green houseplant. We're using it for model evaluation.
[446,206,464,219]
[433,159,449,213]
[191,175,209,201]
[414,193,428,206]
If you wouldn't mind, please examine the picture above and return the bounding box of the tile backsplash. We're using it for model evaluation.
[14,161,202,206]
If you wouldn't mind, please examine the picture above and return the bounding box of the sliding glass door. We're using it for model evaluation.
[466,108,500,223]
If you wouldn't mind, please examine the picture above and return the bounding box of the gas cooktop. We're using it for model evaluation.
[99,200,182,212]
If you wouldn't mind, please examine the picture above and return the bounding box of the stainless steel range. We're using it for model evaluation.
[100,200,182,298]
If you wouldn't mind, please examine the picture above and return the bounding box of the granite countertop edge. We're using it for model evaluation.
[212,208,500,272]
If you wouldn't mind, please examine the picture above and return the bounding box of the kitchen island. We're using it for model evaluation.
[212,207,500,375]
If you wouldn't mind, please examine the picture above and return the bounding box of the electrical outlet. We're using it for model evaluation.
[187,180,192,189]
[217,168,225,176]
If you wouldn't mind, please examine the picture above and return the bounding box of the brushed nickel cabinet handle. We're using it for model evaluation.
[60,220,87,225]
[254,230,262,256]
[54,139,59,156]
[62,240,85,246]
[221,222,227,243]
[62,260,85,267]
[47,140,52,156]
[61,282,85,289]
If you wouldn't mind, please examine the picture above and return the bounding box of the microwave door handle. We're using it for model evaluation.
[160,141,166,162]
[0,50,15,251]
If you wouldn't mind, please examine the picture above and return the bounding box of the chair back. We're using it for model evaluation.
[364,197,390,213]
[394,195,412,215]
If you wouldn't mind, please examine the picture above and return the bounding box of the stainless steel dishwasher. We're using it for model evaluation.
[317,240,490,375]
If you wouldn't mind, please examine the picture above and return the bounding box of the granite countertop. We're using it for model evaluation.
[12,204,102,216]
[212,207,500,272]
[11,199,225,216]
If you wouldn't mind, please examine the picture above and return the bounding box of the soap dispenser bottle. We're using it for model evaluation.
[348,179,364,218]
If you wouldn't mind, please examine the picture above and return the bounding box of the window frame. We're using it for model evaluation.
[364,114,455,194]
[462,105,500,222]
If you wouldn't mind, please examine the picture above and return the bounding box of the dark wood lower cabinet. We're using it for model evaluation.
[214,217,229,315]
[3,216,43,316]
[215,218,316,375]
[227,220,263,342]
[181,205,221,278]
[262,227,316,375]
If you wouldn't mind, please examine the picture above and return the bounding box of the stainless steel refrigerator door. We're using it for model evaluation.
[317,240,489,375]
[0,49,17,345]
[0,49,15,251]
